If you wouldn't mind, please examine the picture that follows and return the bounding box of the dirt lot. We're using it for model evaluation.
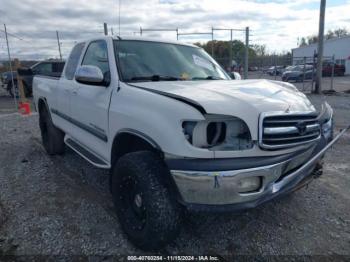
[0,83,350,259]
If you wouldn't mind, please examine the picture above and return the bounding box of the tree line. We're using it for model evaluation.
[194,40,290,68]
[299,28,349,47]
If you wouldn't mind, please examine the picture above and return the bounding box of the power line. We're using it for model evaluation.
[0,29,31,43]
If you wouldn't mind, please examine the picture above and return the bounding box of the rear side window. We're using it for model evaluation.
[65,43,85,80]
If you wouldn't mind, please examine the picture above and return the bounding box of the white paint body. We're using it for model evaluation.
[33,37,317,168]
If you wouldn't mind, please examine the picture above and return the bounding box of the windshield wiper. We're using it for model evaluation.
[128,75,181,82]
[192,76,224,80]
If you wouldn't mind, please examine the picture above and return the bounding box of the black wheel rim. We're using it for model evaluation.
[118,175,147,232]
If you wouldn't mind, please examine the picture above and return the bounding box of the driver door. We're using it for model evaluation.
[69,40,112,160]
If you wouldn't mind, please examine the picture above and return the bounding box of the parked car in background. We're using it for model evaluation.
[282,65,314,82]
[266,66,284,76]
[282,62,345,82]
[1,60,65,97]
[1,71,17,96]
[248,66,258,71]
[322,62,345,76]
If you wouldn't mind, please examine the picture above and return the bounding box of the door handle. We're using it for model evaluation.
[72,90,78,95]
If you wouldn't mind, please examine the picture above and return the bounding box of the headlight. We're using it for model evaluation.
[319,102,333,141]
[182,115,253,151]
[322,118,333,140]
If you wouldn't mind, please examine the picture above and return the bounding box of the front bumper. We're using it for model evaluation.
[170,128,347,211]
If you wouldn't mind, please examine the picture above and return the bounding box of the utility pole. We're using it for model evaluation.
[4,24,18,110]
[111,27,114,35]
[56,31,62,60]
[211,27,214,58]
[315,0,326,94]
[230,29,233,70]
[118,0,121,36]
[103,22,108,36]
[244,26,249,79]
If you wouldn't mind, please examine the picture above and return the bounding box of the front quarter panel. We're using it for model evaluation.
[108,83,215,159]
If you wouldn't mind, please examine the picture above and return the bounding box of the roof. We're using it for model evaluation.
[76,35,199,48]
[292,35,350,51]
[114,36,200,48]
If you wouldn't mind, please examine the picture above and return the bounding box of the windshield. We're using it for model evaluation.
[114,40,230,82]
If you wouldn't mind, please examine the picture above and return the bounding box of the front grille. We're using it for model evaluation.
[260,113,321,149]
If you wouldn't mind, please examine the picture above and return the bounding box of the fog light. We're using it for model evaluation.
[237,177,261,193]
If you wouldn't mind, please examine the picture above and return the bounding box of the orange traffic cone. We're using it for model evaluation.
[19,102,31,115]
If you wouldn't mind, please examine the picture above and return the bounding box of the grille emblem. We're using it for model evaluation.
[296,121,307,135]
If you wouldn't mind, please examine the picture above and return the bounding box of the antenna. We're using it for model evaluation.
[118,0,121,36]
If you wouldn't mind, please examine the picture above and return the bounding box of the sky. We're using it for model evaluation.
[0,0,349,60]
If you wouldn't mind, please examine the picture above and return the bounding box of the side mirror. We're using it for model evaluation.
[75,65,104,85]
[233,72,242,80]
[228,71,242,80]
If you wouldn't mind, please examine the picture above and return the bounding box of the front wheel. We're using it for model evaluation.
[111,151,183,251]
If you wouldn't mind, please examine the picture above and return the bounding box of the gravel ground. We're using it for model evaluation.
[0,93,350,259]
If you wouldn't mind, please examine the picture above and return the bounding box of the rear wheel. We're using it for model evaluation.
[111,151,182,251]
[39,106,65,155]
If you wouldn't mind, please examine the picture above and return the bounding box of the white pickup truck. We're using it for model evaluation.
[33,36,345,250]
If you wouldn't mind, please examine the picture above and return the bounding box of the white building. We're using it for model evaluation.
[292,36,350,75]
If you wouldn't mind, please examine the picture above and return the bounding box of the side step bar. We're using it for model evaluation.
[65,137,110,169]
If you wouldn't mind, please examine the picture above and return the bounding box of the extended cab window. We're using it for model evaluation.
[81,40,110,84]
[65,43,85,80]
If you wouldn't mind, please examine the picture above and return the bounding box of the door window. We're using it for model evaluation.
[81,40,110,84]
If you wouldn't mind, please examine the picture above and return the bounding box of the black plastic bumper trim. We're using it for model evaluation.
[166,146,314,172]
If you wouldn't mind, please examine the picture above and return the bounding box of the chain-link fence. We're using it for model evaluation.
[245,54,343,93]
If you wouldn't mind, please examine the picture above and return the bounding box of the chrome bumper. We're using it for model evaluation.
[171,128,347,207]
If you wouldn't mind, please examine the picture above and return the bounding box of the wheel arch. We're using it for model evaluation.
[37,97,53,121]
[38,97,48,113]
[111,129,163,166]
[110,131,183,206]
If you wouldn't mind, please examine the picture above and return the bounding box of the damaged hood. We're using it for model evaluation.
[130,79,315,114]
[129,79,316,139]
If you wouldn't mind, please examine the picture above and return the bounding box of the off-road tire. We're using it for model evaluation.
[111,151,182,251]
[39,106,65,155]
